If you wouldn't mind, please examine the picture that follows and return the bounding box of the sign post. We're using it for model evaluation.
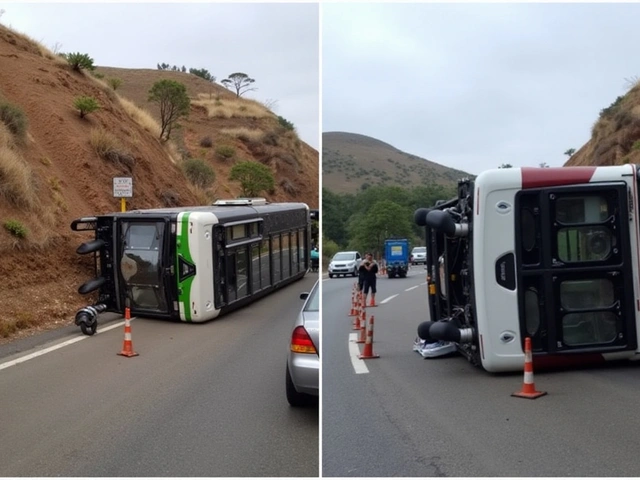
[113,177,133,212]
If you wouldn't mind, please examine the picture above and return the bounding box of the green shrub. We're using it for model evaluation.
[229,161,274,197]
[277,115,295,131]
[215,144,236,159]
[633,140,640,151]
[600,95,625,118]
[0,101,28,140]
[3,220,27,238]
[92,72,104,79]
[64,52,95,72]
[107,78,122,90]
[73,96,100,118]
[183,158,216,188]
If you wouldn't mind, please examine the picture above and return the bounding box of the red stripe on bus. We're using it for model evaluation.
[532,353,605,371]
[521,167,597,189]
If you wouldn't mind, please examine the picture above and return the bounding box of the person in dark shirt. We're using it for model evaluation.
[362,252,379,306]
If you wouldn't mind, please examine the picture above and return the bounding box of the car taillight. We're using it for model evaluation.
[291,326,317,354]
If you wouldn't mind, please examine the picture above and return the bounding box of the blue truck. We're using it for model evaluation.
[384,238,409,278]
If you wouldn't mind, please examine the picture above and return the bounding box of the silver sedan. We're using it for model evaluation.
[286,279,319,407]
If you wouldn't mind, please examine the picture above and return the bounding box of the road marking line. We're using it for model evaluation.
[380,294,399,304]
[0,319,132,372]
[348,333,369,374]
[421,282,428,285]
[405,285,420,292]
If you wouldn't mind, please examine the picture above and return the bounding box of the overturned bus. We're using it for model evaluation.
[415,165,640,373]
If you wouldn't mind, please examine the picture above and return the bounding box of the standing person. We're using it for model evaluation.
[357,256,367,293]
[362,252,379,306]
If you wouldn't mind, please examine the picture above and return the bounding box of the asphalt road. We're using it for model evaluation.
[322,266,640,477]
[0,274,318,477]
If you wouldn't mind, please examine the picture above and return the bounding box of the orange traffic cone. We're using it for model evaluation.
[512,337,545,399]
[356,312,367,344]
[369,294,377,307]
[359,315,380,359]
[118,307,139,357]
[353,297,364,330]
[349,292,358,316]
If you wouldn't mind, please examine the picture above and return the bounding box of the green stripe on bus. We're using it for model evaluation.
[177,212,194,322]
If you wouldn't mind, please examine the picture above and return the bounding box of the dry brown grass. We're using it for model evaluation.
[0,146,39,210]
[632,105,640,121]
[193,95,274,120]
[188,184,214,205]
[90,128,135,170]
[164,140,182,164]
[118,97,162,138]
[220,127,265,143]
[2,26,67,66]
[0,122,15,149]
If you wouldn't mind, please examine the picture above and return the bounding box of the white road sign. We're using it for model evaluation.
[113,177,133,198]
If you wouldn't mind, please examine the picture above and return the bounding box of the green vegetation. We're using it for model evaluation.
[0,101,28,141]
[221,72,256,98]
[600,95,625,118]
[323,184,456,256]
[633,140,640,151]
[148,79,190,141]
[3,220,27,238]
[189,68,216,83]
[63,52,95,72]
[215,144,236,159]
[564,148,576,157]
[107,78,122,90]
[183,158,216,188]
[229,161,274,197]
[277,115,295,131]
[73,96,100,118]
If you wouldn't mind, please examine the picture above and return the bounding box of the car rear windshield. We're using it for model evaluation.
[333,253,355,261]
[412,247,426,252]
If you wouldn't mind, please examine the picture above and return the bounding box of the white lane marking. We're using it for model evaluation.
[0,319,131,372]
[405,285,420,292]
[380,294,399,304]
[348,333,369,374]
[421,282,428,285]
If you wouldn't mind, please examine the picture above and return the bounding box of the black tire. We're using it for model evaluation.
[286,363,312,407]
[329,273,333,278]
[80,322,97,336]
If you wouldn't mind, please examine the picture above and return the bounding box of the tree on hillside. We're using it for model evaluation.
[229,161,275,197]
[498,163,513,168]
[189,68,216,83]
[564,148,576,157]
[348,199,413,255]
[64,52,95,72]
[539,162,550,168]
[221,73,257,97]
[148,79,190,141]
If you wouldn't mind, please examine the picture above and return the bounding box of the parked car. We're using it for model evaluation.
[286,279,319,407]
[328,251,362,278]
[410,246,427,265]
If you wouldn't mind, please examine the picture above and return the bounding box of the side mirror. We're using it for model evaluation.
[300,292,309,300]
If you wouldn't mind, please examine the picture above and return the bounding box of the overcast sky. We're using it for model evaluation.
[1,2,319,150]
[323,2,640,175]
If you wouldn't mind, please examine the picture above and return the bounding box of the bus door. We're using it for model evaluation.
[516,183,637,355]
[117,218,172,315]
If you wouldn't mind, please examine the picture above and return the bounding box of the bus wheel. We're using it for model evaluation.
[80,321,97,336]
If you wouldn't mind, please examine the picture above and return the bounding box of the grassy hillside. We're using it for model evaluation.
[565,81,640,167]
[323,131,471,194]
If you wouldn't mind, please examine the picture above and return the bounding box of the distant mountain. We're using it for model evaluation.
[322,132,472,194]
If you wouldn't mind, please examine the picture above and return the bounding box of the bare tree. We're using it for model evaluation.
[221,72,257,97]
